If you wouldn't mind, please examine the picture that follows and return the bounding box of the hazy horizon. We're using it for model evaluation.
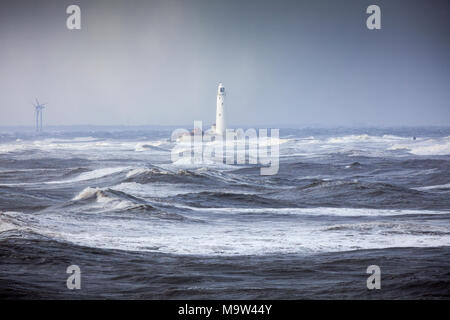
[1,0,449,127]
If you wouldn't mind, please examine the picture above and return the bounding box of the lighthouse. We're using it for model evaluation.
[215,83,226,135]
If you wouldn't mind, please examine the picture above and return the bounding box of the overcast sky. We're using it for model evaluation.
[0,0,449,127]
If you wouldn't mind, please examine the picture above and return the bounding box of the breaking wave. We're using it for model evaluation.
[1,127,449,256]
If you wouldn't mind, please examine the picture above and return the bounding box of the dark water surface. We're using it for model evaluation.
[0,127,449,299]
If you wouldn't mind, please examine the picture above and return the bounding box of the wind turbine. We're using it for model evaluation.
[33,98,46,132]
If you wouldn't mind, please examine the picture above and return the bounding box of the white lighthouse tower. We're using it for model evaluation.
[215,83,226,135]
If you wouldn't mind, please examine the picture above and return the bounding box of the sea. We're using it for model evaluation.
[0,126,449,299]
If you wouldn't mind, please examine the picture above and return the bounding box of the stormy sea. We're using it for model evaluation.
[0,126,449,299]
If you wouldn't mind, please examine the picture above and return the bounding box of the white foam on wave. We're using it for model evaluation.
[125,167,169,178]
[72,187,103,201]
[48,167,130,184]
[324,221,449,234]
[413,183,450,191]
[0,144,29,153]
[0,212,22,233]
[6,205,449,256]
[54,136,98,142]
[170,157,237,170]
[280,134,450,158]
[0,167,130,187]
[280,134,412,158]
[177,206,450,217]
[328,134,371,143]
[389,136,450,156]
[326,134,410,145]
[72,187,134,211]
[0,137,167,156]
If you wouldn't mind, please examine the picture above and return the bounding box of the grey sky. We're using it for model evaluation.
[0,0,449,127]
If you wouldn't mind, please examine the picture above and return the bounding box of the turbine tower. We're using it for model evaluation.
[33,98,46,132]
[215,83,226,135]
